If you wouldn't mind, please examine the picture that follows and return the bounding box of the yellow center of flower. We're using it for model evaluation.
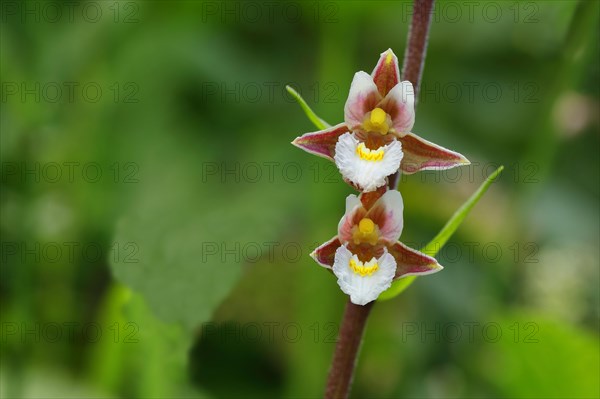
[356,143,384,162]
[370,107,387,126]
[349,258,379,276]
[352,218,379,245]
[358,218,375,234]
[363,107,390,135]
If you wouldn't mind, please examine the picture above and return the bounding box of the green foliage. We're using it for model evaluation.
[109,137,294,330]
[476,311,599,399]
[379,166,504,301]
[286,85,331,130]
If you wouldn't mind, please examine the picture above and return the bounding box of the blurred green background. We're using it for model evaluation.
[1,1,599,398]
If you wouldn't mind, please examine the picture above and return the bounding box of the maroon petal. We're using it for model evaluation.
[386,241,443,280]
[399,133,470,174]
[292,123,348,160]
[310,236,342,268]
[371,49,401,97]
[358,186,388,210]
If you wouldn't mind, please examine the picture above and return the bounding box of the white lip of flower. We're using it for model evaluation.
[332,245,396,306]
[334,132,403,192]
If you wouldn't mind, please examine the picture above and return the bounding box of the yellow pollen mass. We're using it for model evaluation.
[352,217,379,245]
[363,107,390,135]
[370,108,387,126]
[385,51,393,65]
[356,143,385,162]
[358,218,375,234]
[349,258,379,276]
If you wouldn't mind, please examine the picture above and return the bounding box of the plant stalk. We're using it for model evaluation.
[402,0,435,98]
[389,0,435,189]
[324,300,374,399]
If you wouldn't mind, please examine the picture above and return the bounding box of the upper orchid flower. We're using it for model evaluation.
[292,49,469,192]
[310,188,442,305]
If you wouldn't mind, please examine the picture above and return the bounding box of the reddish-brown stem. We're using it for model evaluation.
[324,300,374,399]
[388,0,435,190]
[402,0,435,97]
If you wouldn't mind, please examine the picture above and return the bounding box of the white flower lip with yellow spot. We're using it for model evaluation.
[333,245,396,306]
[292,49,470,178]
[334,133,403,192]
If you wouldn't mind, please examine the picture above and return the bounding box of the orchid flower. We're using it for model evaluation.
[292,49,469,192]
[310,188,442,305]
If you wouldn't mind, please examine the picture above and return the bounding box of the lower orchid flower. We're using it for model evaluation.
[311,188,442,305]
[292,48,469,192]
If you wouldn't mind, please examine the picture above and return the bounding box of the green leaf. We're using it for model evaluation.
[286,85,331,130]
[477,311,599,398]
[110,132,293,331]
[87,283,211,397]
[378,165,504,301]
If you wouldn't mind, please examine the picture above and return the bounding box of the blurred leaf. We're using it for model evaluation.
[109,127,293,331]
[87,284,209,397]
[286,85,331,130]
[123,293,209,398]
[87,284,131,393]
[476,311,599,398]
[378,166,504,300]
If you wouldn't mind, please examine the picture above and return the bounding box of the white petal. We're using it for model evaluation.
[366,189,404,242]
[334,133,404,192]
[344,194,361,215]
[332,246,355,299]
[333,246,396,306]
[378,81,415,133]
[337,194,364,242]
[344,71,382,130]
